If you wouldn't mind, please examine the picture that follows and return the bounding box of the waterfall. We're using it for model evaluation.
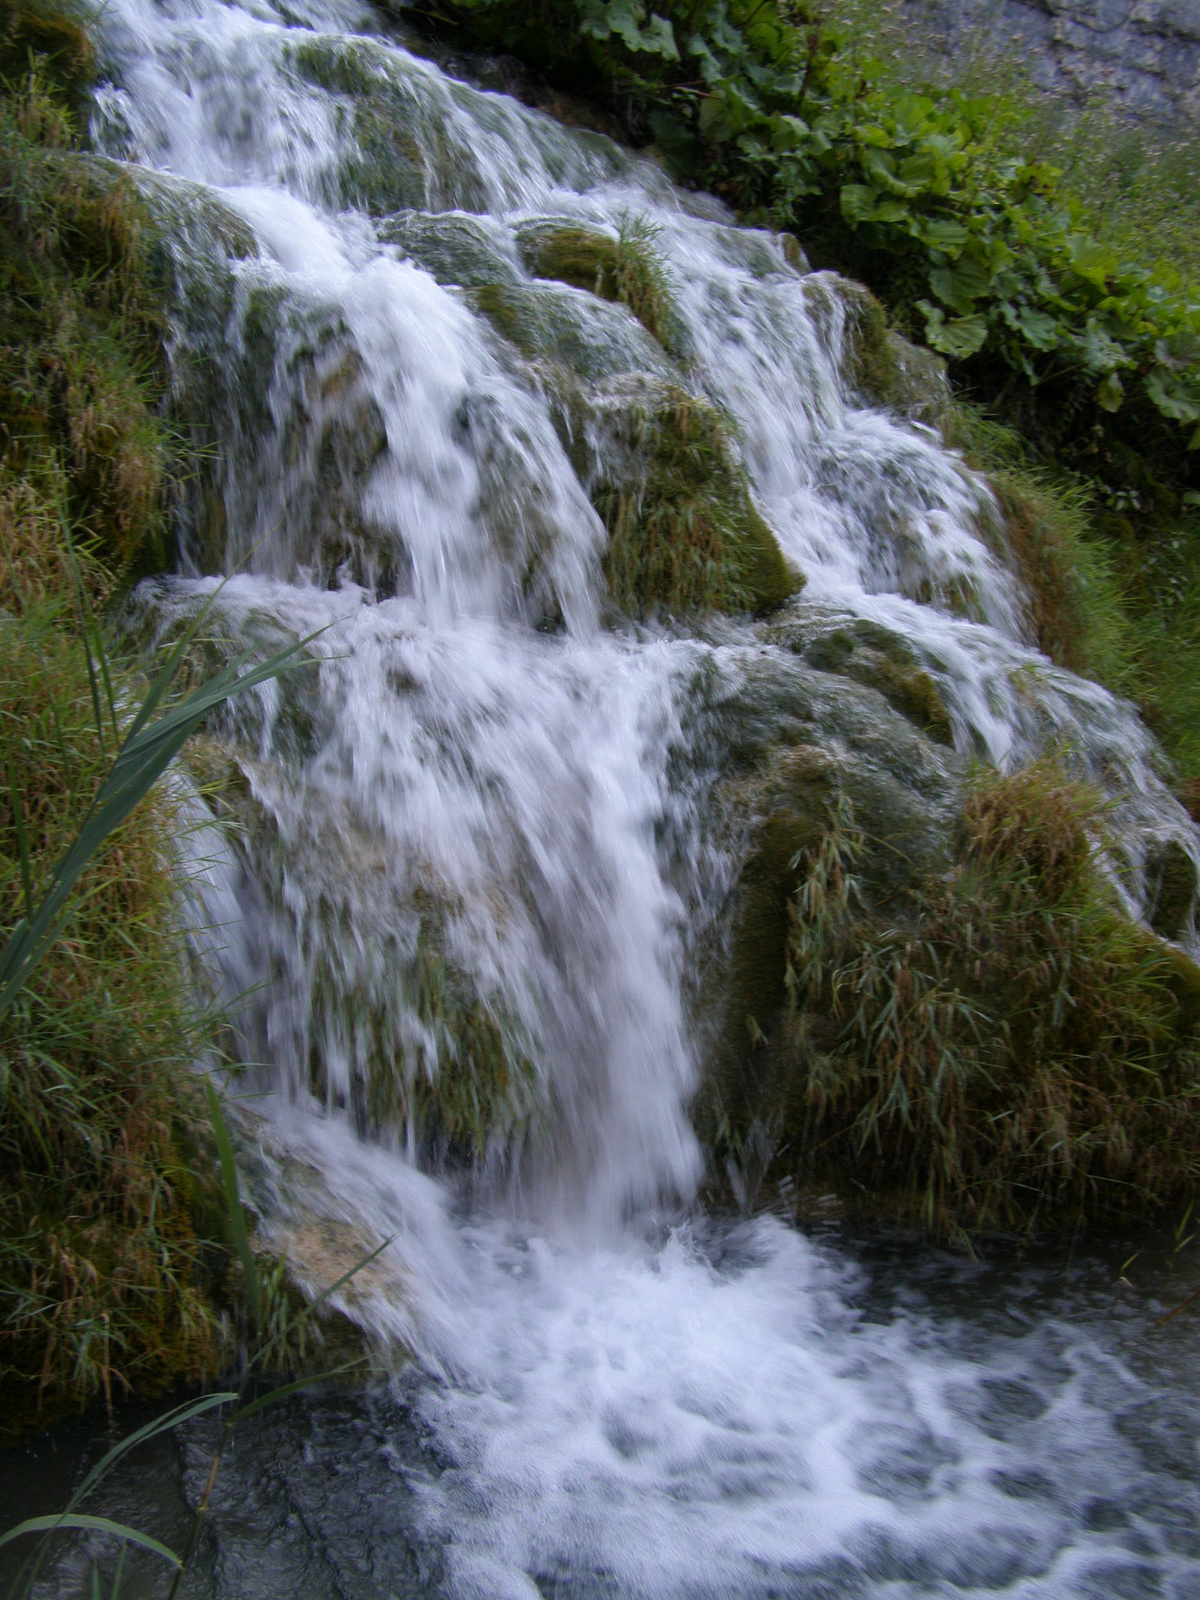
[86,1,1200,1591]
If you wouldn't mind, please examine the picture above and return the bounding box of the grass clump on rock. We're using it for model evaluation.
[774,758,1200,1235]
[593,384,799,617]
[518,214,683,354]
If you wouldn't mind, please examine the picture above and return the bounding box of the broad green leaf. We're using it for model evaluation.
[928,264,983,316]
[1146,367,1200,424]
[999,301,1059,351]
[897,149,938,190]
[770,113,809,151]
[917,217,969,253]
[1082,319,1129,373]
[1096,371,1125,412]
[921,304,989,358]
[840,184,879,225]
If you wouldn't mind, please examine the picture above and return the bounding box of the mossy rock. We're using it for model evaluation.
[286,37,433,215]
[1144,837,1198,941]
[805,274,948,424]
[766,613,954,746]
[695,655,962,1139]
[720,757,1200,1235]
[518,222,621,294]
[376,209,521,288]
[137,169,260,265]
[515,218,685,356]
[582,376,800,616]
[468,281,677,381]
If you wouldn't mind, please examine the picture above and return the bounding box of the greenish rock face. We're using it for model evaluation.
[377,210,522,289]
[804,273,949,424]
[577,375,802,617]
[514,219,688,358]
[468,282,677,383]
[689,648,962,1139]
[765,613,954,746]
[1145,837,1198,940]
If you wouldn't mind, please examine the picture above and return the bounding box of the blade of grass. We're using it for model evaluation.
[204,1076,260,1331]
[68,1391,238,1513]
[0,1515,180,1567]
[0,628,324,1020]
[230,1359,366,1424]
[6,758,33,923]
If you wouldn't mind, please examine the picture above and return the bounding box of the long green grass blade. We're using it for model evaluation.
[0,630,322,1020]
[6,759,33,923]
[230,1360,366,1424]
[68,1391,238,1514]
[204,1076,261,1330]
[0,1515,180,1567]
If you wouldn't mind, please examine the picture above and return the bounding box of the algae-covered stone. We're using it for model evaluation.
[690,647,962,1144]
[377,209,521,288]
[469,282,677,381]
[766,612,954,746]
[804,273,948,424]
[516,217,686,357]
[582,376,801,616]
[1144,837,1198,940]
[708,750,1200,1236]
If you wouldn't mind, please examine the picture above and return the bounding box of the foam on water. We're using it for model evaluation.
[87,0,1200,1591]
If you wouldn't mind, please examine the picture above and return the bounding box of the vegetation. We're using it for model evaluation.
[0,0,326,1431]
[774,761,1200,1235]
[405,0,1199,510]
[517,214,684,354]
[1,1087,375,1599]
[0,2,219,1429]
[594,383,799,615]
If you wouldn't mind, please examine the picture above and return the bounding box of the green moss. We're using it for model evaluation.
[0,0,96,113]
[764,759,1200,1235]
[591,384,800,616]
[0,608,228,1433]
[0,79,177,577]
[376,209,521,288]
[698,674,961,1155]
[517,215,685,355]
[944,405,1138,694]
[807,275,948,423]
[469,280,674,380]
[777,616,953,745]
[363,929,540,1157]
[1144,838,1198,942]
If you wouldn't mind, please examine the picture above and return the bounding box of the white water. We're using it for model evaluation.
[89,0,1200,1591]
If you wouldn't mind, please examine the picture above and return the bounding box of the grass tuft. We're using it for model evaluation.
[777,758,1200,1235]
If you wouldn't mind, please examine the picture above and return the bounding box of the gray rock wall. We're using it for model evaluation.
[894,0,1200,127]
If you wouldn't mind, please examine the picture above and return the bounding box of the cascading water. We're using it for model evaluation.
[58,0,1200,1590]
